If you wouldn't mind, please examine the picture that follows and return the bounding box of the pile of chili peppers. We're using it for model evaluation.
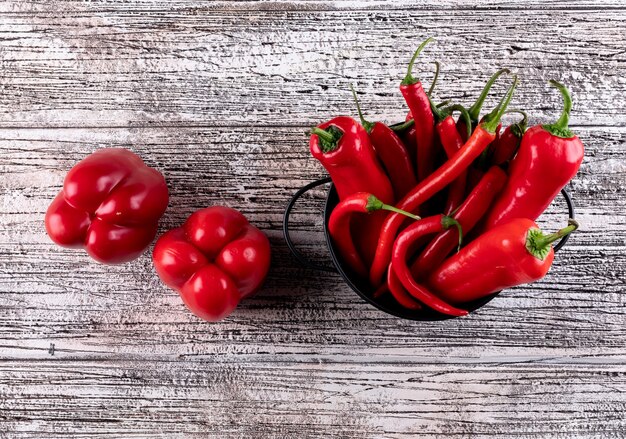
[312,38,584,317]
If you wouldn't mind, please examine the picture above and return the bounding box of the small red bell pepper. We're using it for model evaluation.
[45,148,168,264]
[369,76,518,286]
[350,86,417,200]
[328,192,420,277]
[427,218,578,304]
[484,81,584,229]
[400,38,436,182]
[153,206,270,322]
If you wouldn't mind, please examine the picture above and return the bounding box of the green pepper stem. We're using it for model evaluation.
[468,68,510,122]
[350,84,374,133]
[389,118,415,132]
[442,216,463,252]
[366,195,421,220]
[311,127,335,143]
[401,37,434,86]
[535,219,579,249]
[427,61,440,97]
[542,80,574,138]
[482,75,519,134]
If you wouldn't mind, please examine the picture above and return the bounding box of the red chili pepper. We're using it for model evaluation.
[45,148,168,264]
[457,68,509,142]
[490,110,528,166]
[427,218,578,304]
[328,193,420,277]
[310,116,394,204]
[153,206,271,322]
[483,81,584,230]
[400,38,436,182]
[350,86,417,200]
[431,102,472,214]
[369,76,518,286]
[391,214,467,316]
[411,166,507,280]
[310,116,395,264]
[387,262,422,311]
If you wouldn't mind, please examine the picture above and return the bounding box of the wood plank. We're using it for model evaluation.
[1,360,625,438]
[0,126,624,364]
[0,8,624,127]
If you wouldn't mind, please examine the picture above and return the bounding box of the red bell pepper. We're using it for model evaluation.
[427,218,578,304]
[153,206,270,322]
[45,148,168,264]
[483,81,584,229]
[369,76,518,287]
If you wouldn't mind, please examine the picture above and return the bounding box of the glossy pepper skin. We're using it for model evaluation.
[45,148,168,264]
[153,206,271,322]
[427,218,578,304]
[369,76,519,287]
[311,116,394,265]
[484,81,584,230]
[400,38,436,182]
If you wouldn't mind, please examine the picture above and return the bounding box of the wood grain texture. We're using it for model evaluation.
[0,4,625,128]
[1,1,625,438]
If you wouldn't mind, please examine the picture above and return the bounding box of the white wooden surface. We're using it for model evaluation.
[1,1,625,437]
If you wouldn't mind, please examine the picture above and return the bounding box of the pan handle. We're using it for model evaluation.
[283,177,337,272]
[554,188,575,253]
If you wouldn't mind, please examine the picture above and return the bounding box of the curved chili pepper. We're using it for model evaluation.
[430,102,472,214]
[350,86,417,199]
[328,192,420,277]
[311,116,395,264]
[369,76,518,287]
[400,38,436,182]
[387,262,423,310]
[427,218,578,304]
[490,110,528,166]
[412,166,507,280]
[391,214,467,316]
[457,68,510,142]
[483,81,584,230]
